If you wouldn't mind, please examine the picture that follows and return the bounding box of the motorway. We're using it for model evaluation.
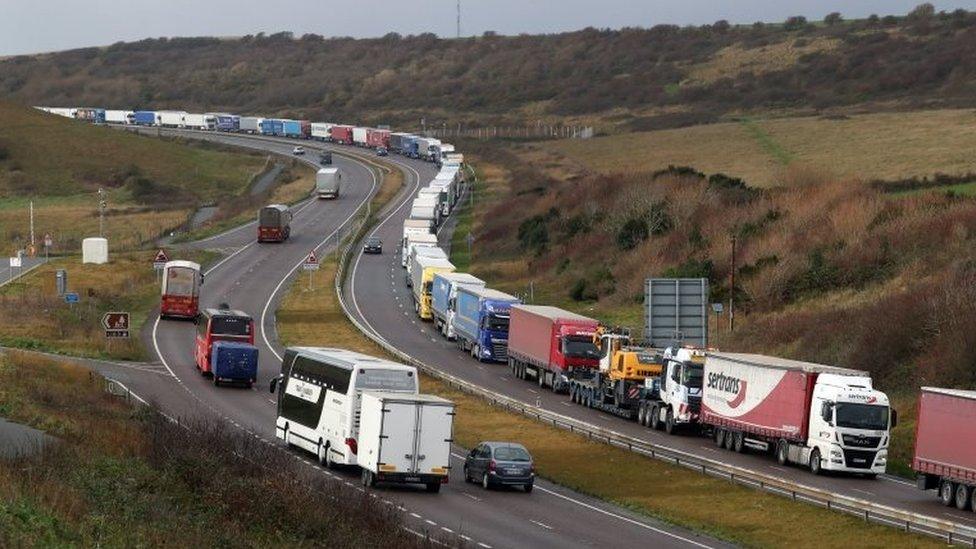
[340,141,976,533]
[0,256,45,287]
[120,130,724,549]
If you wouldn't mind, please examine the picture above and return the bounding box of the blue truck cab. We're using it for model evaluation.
[431,272,485,340]
[211,341,259,388]
[453,287,521,363]
[402,136,419,158]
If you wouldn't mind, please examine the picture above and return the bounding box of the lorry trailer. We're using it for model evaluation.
[311,122,334,140]
[315,168,341,199]
[331,125,354,144]
[453,287,521,363]
[358,391,455,492]
[105,110,133,124]
[507,305,600,392]
[133,110,156,126]
[697,352,893,476]
[367,128,391,149]
[430,272,485,339]
[183,113,214,130]
[410,255,455,320]
[402,232,439,269]
[352,127,369,146]
[240,116,263,134]
[283,119,311,139]
[157,110,187,128]
[401,219,435,263]
[260,118,285,136]
[913,387,976,508]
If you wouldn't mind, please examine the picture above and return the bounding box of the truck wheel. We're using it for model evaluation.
[776,440,788,465]
[724,430,736,450]
[324,445,336,470]
[715,428,726,448]
[212,376,220,387]
[955,483,971,510]
[361,468,376,488]
[538,370,546,388]
[809,449,823,475]
[940,480,956,506]
[664,408,676,435]
[317,441,327,466]
[732,431,745,453]
[637,405,645,425]
[650,406,662,430]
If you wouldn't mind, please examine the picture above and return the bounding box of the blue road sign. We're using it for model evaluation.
[64,292,79,304]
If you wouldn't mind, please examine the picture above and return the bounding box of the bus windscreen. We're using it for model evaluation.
[165,267,197,297]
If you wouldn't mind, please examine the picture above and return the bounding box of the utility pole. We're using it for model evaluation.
[29,200,35,251]
[729,233,736,332]
[457,0,461,38]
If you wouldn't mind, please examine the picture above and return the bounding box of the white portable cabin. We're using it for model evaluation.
[82,237,109,264]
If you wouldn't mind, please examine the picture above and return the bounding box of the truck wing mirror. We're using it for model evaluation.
[821,402,833,425]
[269,376,279,394]
[890,408,898,429]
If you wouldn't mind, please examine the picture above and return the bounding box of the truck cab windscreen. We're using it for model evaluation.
[483,315,509,332]
[835,403,889,431]
[355,369,418,392]
[682,364,704,389]
[562,336,600,359]
[211,316,251,336]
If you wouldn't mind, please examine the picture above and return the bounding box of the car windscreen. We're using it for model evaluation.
[211,316,252,336]
[367,238,381,246]
[562,336,600,359]
[836,403,889,431]
[493,446,531,462]
[355,369,417,392]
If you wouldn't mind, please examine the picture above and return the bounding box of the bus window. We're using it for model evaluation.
[211,316,252,336]
[355,368,417,392]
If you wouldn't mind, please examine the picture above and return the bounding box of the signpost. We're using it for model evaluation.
[302,250,319,290]
[64,292,79,304]
[44,233,52,260]
[56,269,68,297]
[153,249,169,273]
[102,311,130,338]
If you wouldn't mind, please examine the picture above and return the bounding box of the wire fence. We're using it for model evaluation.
[420,125,594,140]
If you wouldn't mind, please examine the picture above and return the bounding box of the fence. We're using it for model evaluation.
[421,125,594,140]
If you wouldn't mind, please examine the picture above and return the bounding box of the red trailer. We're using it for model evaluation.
[367,128,391,149]
[507,305,599,392]
[300,120,312,139]
[331,125,353,145]
[914,387,976,509]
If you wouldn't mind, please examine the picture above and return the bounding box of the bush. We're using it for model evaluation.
[824,12,844,26]
[783,16,809,31]
[663,258,714,279]
[518,214,550,253]
[617,218,648,250]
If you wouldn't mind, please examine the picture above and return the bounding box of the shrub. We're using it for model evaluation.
[824,12,844,26]
[663,258,713,279]
[518,214,549,253]
[783,16,809,31]
[617,218,648,250]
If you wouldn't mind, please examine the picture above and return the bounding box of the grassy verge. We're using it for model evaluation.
[0,250,214,360]
[0,350,422,547]
[274,172,937,549]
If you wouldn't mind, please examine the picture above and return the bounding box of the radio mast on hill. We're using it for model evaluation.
[457,0,461,38]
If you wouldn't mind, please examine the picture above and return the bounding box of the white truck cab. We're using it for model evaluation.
[804,374,891,475]
[654,347,706,433]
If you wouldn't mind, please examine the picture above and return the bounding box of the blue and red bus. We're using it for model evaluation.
[195,307,258,387]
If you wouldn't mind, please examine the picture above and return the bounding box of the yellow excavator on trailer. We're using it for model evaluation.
[567,326,663,418]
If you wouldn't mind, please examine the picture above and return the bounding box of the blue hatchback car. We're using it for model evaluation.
[463,441,534,492]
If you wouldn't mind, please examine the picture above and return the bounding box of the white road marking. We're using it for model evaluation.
[425,519,437,526]
[529,519,553,530]
[462,492,481,502]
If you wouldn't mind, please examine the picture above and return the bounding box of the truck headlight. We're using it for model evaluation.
[481,347,491,356]
[830,450,843,458]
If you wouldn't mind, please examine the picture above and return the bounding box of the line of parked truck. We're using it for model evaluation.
[45,104,972,511]
[399,183,975,511]
[34,106,463,167]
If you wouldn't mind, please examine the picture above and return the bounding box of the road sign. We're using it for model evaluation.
[64,292,79,304]
[44,233,52,249]
[153,249,169,271]
[102,311,130,338]
[302,250,320,271]
[8,256,21,268]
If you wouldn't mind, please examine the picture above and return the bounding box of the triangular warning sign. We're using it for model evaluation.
[305,250,318,264]
[153,249,169,263]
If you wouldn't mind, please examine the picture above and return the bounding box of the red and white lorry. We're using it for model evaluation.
[913,387,976,509]
[695,352,894,476]
[507,305,600,392]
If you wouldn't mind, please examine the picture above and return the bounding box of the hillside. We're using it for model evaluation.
[0,102,268,251]
[4,6,976,127]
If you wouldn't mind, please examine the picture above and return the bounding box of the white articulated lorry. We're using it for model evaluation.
[358,391,455,492]
[700,353,893,477]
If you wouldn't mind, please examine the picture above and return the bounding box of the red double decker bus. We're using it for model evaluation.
[160,260,202,319]
[258,204,293,243]
[195,307,255,376]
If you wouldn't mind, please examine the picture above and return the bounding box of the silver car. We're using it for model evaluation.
[463,441,534,492]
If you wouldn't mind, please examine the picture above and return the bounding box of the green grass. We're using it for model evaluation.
[891,180,976,197]
[740,117,794,165]
[448,172,482,272]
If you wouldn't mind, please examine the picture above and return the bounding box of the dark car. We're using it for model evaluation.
[319,151,332,165]
[376,147,389,157]
[463,442,534,492]
[363,237,382,254]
